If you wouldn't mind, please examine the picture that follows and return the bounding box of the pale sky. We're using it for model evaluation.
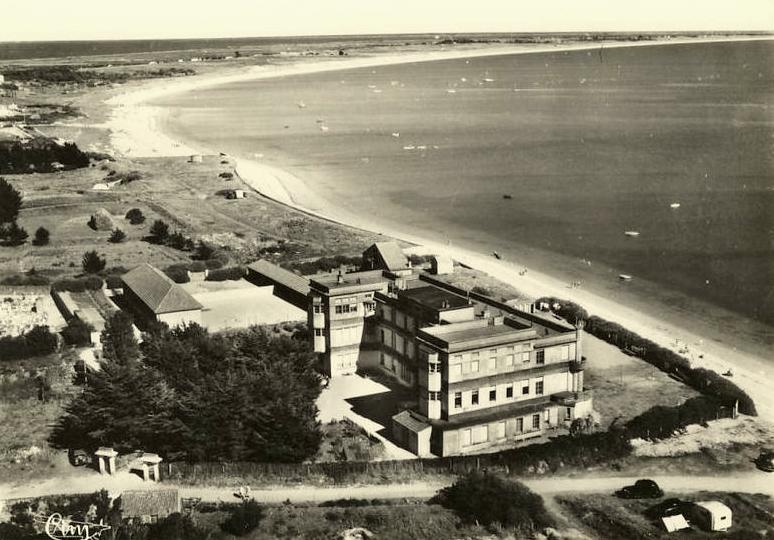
[4,0,773,42]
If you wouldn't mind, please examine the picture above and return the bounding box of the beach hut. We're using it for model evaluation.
[688,501,732,532]
[189,154,203,163]
[225,189,245,200]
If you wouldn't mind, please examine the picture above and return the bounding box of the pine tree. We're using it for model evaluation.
[108,228,126,243]
[81,250,106,274]
[5,222,28,246]
[101,311,139,365]
[149,219,169,243]
[0,177,22,223]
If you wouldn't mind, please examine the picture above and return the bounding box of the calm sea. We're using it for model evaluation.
[155,40,774,329]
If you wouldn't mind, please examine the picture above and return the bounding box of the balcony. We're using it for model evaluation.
[569,357,587,373]
[551,389,593,406]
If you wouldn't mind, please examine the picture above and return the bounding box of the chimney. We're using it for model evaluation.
[530,303,535,314]
[337,271,344,285]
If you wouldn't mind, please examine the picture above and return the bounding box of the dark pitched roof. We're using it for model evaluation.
[369,242,408,271]
[121,263,202,314]
[121,489,180,517]
[247,260,311,295]
[393,410,431,433]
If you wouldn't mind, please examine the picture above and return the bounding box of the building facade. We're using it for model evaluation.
[251,242,593,457]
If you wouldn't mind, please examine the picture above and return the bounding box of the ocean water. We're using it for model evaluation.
[154,40,774,332]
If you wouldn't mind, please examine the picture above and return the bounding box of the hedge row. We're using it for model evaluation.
[205,267,245,281]
[0,325,58,361]
[51,276,103,293]
[536,297,757,416]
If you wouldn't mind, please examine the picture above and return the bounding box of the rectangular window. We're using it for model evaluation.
[428,391,440,400]
[472,425,488,444]
[471,360,479,373]
[489,386,497,402]
[522,382,530,395]
[516,417,524,432]
[471,390,479,405]
[454,392,462,408]
[532,414,541,430]
[471,351,480,360]
[487,356,496,371]
[380,330,385,343]
[380,353,385,366]
[496,421,506,439]
[566,407,572,420]
[535,379,544,395]
[461,429,471,447]
[489,348,497,357]
[314,328,323,336]
[313,305,323,313]
[536,350,545,365]
[335,305,344,314]
[506,385,514,398]
[451,364,462,378]
[504,354,514,367]
[522,352,530,363]
[428,362,440,373]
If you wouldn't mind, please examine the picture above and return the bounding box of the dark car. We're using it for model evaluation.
[754,450,774,472]
[645,498,687,520]
[615,479,664,499]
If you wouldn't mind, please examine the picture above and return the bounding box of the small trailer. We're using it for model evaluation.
[689,501,732,532]
[225,189,246,200]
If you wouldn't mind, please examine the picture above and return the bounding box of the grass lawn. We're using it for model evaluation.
[191,502,493,540]
[557,491,774,540]
[583,332,700,427]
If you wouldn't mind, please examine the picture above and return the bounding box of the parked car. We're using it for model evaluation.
[754,449,774,472]
[615,479,664,499]
[645,498,687,520]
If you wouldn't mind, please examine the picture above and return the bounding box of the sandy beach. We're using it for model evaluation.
[102,36,774,419]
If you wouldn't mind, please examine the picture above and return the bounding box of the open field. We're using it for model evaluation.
[0,153,381,285]
[582,333,700,425]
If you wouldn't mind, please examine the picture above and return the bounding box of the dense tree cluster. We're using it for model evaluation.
[3,65,195,84]
[432,472,555,533]
[81,250,106,274]
[50,315,323,463]
[0,140,90,174]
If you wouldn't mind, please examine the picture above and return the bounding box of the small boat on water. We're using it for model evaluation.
[391,132,400,138]
[670,202,681,209]
[618,274,633,281]
[493,251,502,260]
[403,145,415,150]
[482,78,495,83]
[503,194,513,200]
[624,231,640,237]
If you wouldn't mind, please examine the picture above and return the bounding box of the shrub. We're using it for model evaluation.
[33,226,50,246]
[0,177,23,223]
[0,325,58,361]
[1,273,49,286]
[105,275,124,289]
[147,513,209,540]
[164,264,190,284]
[204,258,224,270]
[189,261,206,272]
[220,500,264,537]
[62,317,94,347]
[125,208,145,224]
[470,285,492,296]
[2,221,28,246]
[52,276,103,293]
[108,228,126,243]
[167,231,187,250]
[82,250,106,274]
[123,170,142,183]
[196,241,215,261]
[205,267,244,281]
[432,472,555,532]
[149,219,169,243]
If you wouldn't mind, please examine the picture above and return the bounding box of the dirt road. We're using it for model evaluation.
[2,472,772,504]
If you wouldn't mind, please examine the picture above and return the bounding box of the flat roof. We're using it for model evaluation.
[310,270,388,293]
[399,285,470,311]
[424,319,532,345]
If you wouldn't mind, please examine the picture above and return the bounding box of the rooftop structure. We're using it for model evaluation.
[121,263,202,328]
[362,241,410,273]
[120,489,180,523]
[246,259,310,310]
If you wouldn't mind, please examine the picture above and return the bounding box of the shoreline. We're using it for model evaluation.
[101,36,774,419]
